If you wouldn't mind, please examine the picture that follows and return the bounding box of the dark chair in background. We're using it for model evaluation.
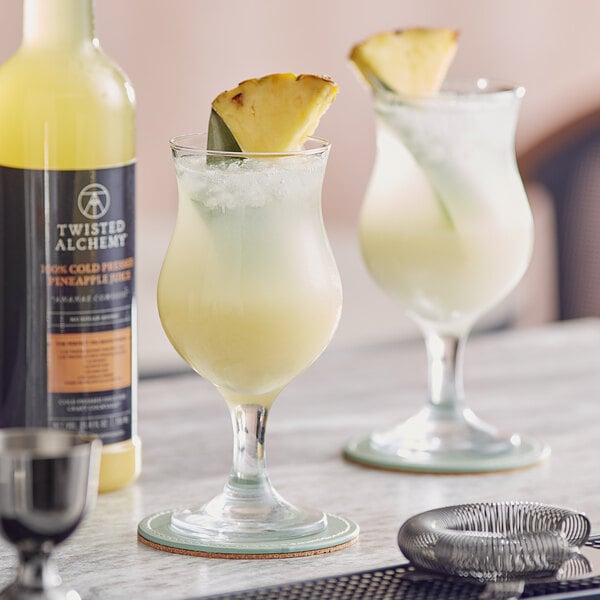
[519,108,600,320]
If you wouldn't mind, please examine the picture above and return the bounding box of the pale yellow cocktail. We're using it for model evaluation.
[344,80,548,473]
[143,74,360,555]
[158,144,341,408]
[345,28,547,473]
[360,114,533,336]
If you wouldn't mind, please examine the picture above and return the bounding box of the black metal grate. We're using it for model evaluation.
[198,537,600,600]
[522,536,600,598]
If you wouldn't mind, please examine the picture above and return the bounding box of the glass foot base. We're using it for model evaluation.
[138,510,359,558]
[170,493,327,542]
[344,435,549,473]
[344,409,550,473]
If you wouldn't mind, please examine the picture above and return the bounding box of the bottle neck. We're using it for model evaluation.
[22,0,96,49]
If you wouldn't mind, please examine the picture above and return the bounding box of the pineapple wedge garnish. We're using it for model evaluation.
[208,73,338,152]
[349,28,458,95]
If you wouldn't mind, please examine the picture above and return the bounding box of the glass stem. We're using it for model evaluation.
[15,543,61,591]
[225,403,272,498]
[424,330,466,416]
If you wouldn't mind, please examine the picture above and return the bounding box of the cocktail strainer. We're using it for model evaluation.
[398,502,591,583]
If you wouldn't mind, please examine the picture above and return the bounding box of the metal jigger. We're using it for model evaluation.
[0,429,101,600]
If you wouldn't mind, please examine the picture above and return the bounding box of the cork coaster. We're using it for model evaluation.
[138,510,359,559]
[344,434,550,474]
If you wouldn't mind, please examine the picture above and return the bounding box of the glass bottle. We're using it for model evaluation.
[0,0,140,492]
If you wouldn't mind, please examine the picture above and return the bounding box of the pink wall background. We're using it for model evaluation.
[3,1,600,228]
[3,1,599,369]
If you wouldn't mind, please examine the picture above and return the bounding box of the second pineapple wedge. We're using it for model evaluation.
[350,28,458,95]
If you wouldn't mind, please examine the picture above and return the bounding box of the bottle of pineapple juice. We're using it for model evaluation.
[0,0,140,492]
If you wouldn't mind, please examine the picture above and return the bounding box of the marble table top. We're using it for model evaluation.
[0,318,599,599]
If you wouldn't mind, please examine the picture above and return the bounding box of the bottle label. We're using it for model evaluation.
[0,164,135,444]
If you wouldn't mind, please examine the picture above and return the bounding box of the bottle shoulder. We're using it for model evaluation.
[0,44,135,106]
[0,44,135,169]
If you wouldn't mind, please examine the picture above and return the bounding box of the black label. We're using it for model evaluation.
[0,164,135,444]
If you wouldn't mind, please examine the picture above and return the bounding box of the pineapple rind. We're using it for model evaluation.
[211,73,338,153]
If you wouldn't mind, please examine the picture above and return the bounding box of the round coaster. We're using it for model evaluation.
[344,434,550,474]
[138,510,359,559]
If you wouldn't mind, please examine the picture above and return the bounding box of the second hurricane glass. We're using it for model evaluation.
[345,79,549,473]
[144,133,358,556]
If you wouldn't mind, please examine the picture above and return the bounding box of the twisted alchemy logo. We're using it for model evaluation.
[77,183,111,220]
